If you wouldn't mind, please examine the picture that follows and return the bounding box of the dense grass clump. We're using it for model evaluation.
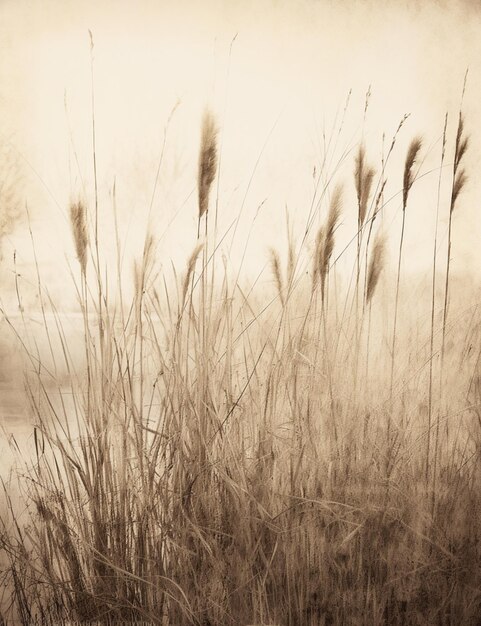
[1,100,481,626]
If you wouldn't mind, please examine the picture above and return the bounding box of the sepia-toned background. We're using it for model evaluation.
[1,0,480,296]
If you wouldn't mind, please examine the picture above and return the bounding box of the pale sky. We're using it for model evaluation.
[0,0,480,308]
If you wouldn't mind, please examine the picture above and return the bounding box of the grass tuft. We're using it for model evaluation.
[0,98,480,626]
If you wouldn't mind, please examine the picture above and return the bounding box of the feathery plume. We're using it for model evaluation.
[355,146,375,228]
[69,200,88,275]
[181,243,204,307]
[454,116,468,169]
[198,110,218,220]
[451,115,469,212]
[402,137,422,210]
[312,184,343,300]
[270,247,284,307]
[366,233,386,303]
[452,169,467,209]
[320,185,342,300]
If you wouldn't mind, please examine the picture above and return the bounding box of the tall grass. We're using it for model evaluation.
[0,100,481,626]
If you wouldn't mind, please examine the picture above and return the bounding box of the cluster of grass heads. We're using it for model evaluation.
[1,95,481,626]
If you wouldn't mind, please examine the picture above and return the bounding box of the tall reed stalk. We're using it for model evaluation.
[364,230,385,438]
[389,137,422,400]
[434,110,469,510]
[311,185,343,452]
[196,109,218,463]
[354,146,375,316]
[426,114,448,487]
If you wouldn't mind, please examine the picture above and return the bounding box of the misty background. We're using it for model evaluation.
[0,0,480,373]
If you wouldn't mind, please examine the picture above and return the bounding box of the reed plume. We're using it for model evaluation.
[454,115,469,170]
[355,146,375,230]
[452,169,467,207]
[312,184,342,303]
[198,110,218,222]
[450,117,468,212]
[270,247,284,307]
[181,243,204,308]
[402,137,422,210]
[69,200,88,275]
[321,185,342,303]
[354,146,375,338]
[366,233,385,304]
[442,114,468,334]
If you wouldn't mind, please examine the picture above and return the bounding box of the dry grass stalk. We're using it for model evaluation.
[390,136,423,397]
[198,110,218,221]
[373,178,387,220]
[312,226,323,293]
[69,200,88,275]
[437,112,469,477]
[442,114,469,333]
[428,113,448,493]
[287,229,295,290]
[134,233,155,304]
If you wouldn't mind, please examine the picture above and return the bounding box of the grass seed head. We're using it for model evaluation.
[355,145,375,228]
[270,247,284,306]
[198,110,218,220]
[182,243,204,307]
[320,184,342,300]
[450,114,469,212]
[312,184,343,300]
[402,137,422,210]
[366,232,386,303]
[452,168,467,211]
[69,200,88,275]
